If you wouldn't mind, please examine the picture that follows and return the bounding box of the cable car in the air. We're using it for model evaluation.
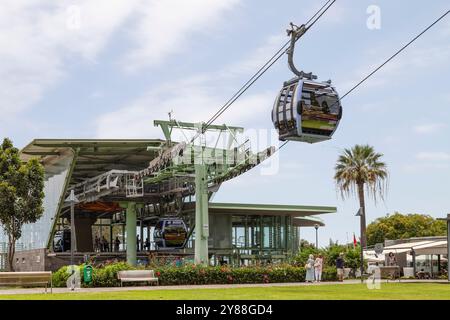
[153,218,188,249]
[272,23,342,143]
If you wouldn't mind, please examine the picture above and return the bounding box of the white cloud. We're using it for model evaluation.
[121,0,241,72]
[0,0,140,120]
[416,152,450,161]
[413,123,446,134]
[95,73,274,140]
[402,163,450,173]
[96,33,282,143]
[0,0,239,125]
[0,0,244,136]
[402,150,450,173]
[221,34,285,78]
[302,1,352,27]
[340,41,450,94]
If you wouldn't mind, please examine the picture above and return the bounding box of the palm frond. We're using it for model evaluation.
[334,144,389,203]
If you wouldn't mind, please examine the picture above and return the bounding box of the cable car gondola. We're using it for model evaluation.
[272,23,342,144]
[153,218,188,249]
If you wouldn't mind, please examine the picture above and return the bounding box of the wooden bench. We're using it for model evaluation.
[117,270,159,287]
[0,271,53,293]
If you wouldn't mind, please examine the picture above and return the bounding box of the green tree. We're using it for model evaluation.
[367,212,446,246]
[293,243,364,271]
[334,145,388,248]
[0,138,45,271]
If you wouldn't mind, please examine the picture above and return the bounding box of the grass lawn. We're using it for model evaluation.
[0,283,449,300]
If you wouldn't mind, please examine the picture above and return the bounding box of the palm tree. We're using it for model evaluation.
[334,145,388,248]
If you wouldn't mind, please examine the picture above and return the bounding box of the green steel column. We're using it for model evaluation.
[194,163,209,265]
[119,202,143,266]
[126,202,137,266]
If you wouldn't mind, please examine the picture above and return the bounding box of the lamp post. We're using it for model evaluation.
[356,207,364,283]
[314,224,319,249]
[437,213,450,282]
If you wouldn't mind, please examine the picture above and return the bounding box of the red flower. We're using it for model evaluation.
[156,271,161,277]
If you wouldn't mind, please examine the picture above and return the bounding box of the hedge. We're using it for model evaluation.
[52,263,338,287]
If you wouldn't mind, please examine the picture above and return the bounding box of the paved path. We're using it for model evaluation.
[0,279,447,296]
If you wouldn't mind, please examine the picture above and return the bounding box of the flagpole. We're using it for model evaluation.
[346,232,349,249]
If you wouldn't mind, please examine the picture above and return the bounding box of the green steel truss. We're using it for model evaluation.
[64,120,276,265]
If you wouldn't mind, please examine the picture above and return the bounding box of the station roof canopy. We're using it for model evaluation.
[208,202,336,220]
[20,139,165,184]
[382,240,447,255]
[292,216,326,227]
[201,203,334,227]
[411,240,447,255]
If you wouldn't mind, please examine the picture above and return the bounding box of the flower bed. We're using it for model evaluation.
[52,262,337,287]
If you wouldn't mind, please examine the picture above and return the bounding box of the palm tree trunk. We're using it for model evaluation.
[357,183,367,248]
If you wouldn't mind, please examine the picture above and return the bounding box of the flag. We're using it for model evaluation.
[353,233,357,248]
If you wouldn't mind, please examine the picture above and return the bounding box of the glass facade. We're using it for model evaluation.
[230,215,298,255]
[0,153,74,250]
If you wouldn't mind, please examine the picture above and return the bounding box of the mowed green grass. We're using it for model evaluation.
[1,283,449,300]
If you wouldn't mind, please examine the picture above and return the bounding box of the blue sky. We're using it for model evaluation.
[1,0,449,247]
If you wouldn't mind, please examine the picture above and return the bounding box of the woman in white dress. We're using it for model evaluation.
[305,254,315,283]
[314,254,324,282]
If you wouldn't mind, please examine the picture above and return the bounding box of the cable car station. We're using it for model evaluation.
[8,119,336,271]
[2,20,342,272]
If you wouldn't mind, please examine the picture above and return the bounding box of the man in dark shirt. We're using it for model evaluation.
[336,253,345,282]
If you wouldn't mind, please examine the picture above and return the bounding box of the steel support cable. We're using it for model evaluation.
[276,9,450,154]
[203,0,335,130]
[275,10,450,156]
[203,0,336,130]
[185,0,336,145]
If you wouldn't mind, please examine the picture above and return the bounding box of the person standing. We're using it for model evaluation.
[136,235,140,252]
[94,235,100,252]
[145,237,150,251]
[99,236,104,252]
[314,254,324,282]
[336,253,345,282]
[388,252,397,266]
[101,236,108,252]
[114,236,121,252]
[105,238,110,252]
[305,254,315,283]
[387,252,398,279]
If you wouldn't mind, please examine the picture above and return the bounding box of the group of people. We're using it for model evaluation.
[94,235,152,252]
[304,254,324,282]
[305,252,347,283]
[136,235,151,251]
[94,235,111,252]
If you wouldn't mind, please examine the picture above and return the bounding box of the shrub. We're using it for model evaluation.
[52,265,70,287]
[51,262,339,287]
[321,266,338,281]
[92,261,136,287]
